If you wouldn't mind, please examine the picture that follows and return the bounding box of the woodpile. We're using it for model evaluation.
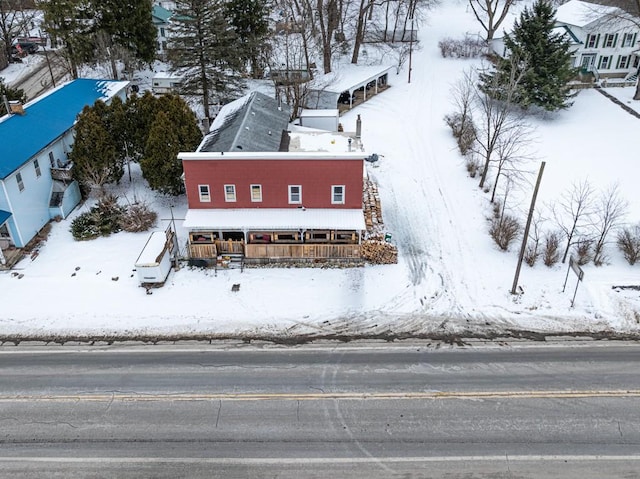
[363,178,384,233]
[361,237,398,264]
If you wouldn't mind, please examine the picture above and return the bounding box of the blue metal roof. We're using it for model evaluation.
[0,78,128,179]
[0,209,11,225]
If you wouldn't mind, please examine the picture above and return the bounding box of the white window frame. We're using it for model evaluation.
[288,185,302,204]
[250,184,262,202]
[331,185,345,204]
[16,172,24,192]
[34,158,41,178]
[224,184,236,202]
[619,55,630,69]
[599,55,612,69]
[622,32,634,47]
[586,34,597,48]
[604,33,615,48]
[198,184,211,202]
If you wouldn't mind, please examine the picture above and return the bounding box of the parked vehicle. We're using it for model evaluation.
[11,41,39,55]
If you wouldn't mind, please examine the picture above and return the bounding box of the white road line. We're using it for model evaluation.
[0,455,639,464]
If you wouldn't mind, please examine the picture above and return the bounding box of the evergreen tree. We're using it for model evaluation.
[167,0,245,119]
[69,104,122,193]
[127,91,158,160]
[481,0,578,111]
[225,0,270,78]
[0,77,26,104]
[141,111,184,195]
[140,94,202,195]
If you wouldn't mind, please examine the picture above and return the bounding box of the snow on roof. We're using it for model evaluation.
[152,71,183,80]
[135,231,169,267]
[300,109,339,117]
[0,78,129,179]
[309,64,394,94]
[288,126,363,153]
[179,151,366,161]
[556,0,619,27]
[184,208,366,231]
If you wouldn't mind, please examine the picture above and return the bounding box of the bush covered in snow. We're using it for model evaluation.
[617,224,640,265]
[438,37,487,58]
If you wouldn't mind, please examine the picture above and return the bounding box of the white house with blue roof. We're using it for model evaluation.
[0,78,128,265]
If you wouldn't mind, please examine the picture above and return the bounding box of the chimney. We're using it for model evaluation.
[9,101,25,115]
[355,114,362,139]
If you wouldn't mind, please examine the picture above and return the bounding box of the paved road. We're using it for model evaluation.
[8,50,70,100]
[0,342,639,478]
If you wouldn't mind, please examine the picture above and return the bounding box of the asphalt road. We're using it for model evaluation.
[0,342,639,478]
[8,50,70,101]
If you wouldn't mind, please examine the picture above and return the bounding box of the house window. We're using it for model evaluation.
[224,184,236,202]
[16,172,24,192]
[586,34,598,48]
[160,27,165,37]
[622,32,635,47]
[48,151,55,168]
[332,185,345,204]
[604,33,616,48]
[34,158,41,178]
[618,55,630,69]
[199,184,211,202]
[288,185,302,204]
[634,56,640,68]
[250,184,262,202]
[599,55,612,69]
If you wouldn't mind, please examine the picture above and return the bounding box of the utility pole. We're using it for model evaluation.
[511,161,545,295]
[408,17,414,84]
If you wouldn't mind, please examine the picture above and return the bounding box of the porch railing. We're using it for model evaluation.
[245,243,361,259]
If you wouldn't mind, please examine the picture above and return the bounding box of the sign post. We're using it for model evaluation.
[562,256,584,307]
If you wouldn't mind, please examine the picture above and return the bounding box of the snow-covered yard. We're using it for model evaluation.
[1,0,638,340]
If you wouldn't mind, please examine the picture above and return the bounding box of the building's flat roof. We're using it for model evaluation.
[179,151,366,161]
[300,109,339,117]
[135,231,169,266]
[184,208,366,231]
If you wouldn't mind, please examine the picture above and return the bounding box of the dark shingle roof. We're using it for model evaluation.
[198,92,291,153]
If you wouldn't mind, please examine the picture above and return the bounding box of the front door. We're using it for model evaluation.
[580,54,596,72]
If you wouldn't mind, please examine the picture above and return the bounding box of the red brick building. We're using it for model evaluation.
[179,92,368,265]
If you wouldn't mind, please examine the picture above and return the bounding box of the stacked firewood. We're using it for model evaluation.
[363,179,383,232]
[361,237,398,264]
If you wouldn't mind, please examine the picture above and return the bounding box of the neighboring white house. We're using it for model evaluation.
[152,4,173,59]
[0,79,129,265]
[555,0,640,80]
[490,0,640,81]
[151,71,184,94]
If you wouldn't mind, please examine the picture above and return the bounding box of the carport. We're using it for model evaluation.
[305,64,394,110]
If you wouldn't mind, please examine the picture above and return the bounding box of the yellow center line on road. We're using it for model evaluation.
[1,390,639,402]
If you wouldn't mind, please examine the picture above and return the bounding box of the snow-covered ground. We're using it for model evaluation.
[1,0,639,340]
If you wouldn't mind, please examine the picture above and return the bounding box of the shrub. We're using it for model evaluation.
[543,231,561,267]
[490,215,521,251]
[444,112,476,155]
[438,36,487,58]
[524,241,540,266]
[617,224,640,265]
[466,157,480,178]
[70,212,100,241]
[574,237,593,265]
[119,202,157,232]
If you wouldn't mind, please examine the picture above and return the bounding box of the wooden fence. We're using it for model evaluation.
[245,243,361,259]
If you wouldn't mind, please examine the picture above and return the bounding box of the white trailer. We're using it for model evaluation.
[135,231,173,285]
[299,109,340,132]
[151,72,184,94]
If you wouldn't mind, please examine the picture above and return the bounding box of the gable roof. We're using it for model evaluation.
[556,0,620,28]
[0,78,128,179]
[152,5,172,24]
[197,92,291,153]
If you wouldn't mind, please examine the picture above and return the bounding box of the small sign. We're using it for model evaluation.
[569,256,584,281]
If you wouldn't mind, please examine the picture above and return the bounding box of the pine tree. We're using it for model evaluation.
[482,0,578,111]
[140,94,202,195]
[0,77,26,104]
[141,111,184,195]
[167,0,245,119]
[225,0,270,78]
[69,105,122,193]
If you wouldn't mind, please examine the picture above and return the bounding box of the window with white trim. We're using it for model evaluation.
[599,55,612,69]
[622,32,635,47]
[332,185,345,204]
[618,55,630,69]
[288,185,302,204]
[604,33,616,48]
[586,34,598,48]
[224,184,236,202]
[198,184,211,202]
[48,151,55,168]
[250,184,262,202]
[16,172,24,192]
[34,158,41,178]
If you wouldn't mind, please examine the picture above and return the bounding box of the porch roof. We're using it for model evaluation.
[184,208,365,231]
[0,209,11,225]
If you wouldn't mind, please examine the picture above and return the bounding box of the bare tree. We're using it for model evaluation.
[468,0,516,41]
[591,183,628,265]
[551,179,596,264]
[473,55,527,190]
[0,0,37,63]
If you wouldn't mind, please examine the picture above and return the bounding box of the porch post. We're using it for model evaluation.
[0,246,5,265]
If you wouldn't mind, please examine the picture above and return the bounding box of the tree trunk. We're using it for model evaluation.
[351,0,368,64]
[634,77,640,100]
